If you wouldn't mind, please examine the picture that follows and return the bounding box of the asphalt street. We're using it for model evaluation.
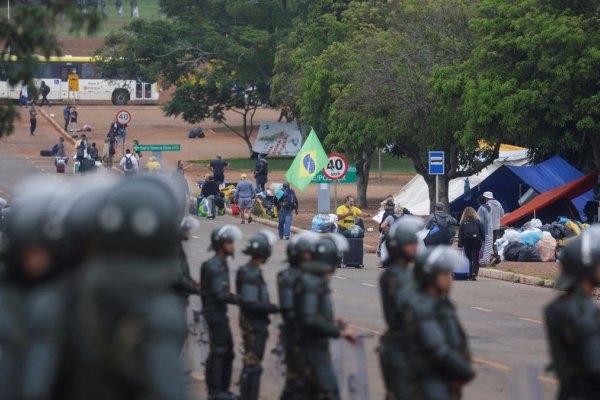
[0,133,559,399]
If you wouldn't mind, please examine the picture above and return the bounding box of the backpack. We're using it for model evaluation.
[424,214,455,246]
[277,188,296,210]
[462,220,481,242]
[125,155,134,170]
[51,143,59,155]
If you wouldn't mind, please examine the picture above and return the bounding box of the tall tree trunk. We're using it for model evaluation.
[356,148,373,208]
[242,112,254,156]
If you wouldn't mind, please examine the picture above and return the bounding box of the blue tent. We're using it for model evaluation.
[450,155,593,220]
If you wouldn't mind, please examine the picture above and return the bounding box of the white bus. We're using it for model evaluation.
[0,55,159,105]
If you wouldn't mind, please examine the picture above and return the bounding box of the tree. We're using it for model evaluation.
[96,0,309,155]
[462,0,600,171]
[0,1,100,137]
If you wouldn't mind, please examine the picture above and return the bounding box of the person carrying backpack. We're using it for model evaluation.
[120,148,139,177]
[424,202,457,247]
[254,155,268,192]
[39,81,51,107]
[274,182,298,240]
[458,206,485,280]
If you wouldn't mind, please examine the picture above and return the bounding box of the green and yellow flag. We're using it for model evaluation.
[285,129,328,192]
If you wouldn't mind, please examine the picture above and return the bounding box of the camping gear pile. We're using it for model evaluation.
[496,218,589,262]
[311,214,338,233]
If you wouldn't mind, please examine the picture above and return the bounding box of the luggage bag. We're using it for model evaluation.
[342,237,364,268]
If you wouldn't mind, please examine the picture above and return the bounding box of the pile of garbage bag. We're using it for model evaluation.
[497,218,590,262]
[311,214,338,233]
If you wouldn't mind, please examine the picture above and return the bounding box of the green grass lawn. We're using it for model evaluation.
[191,153,415,173]
[1,0,161,38]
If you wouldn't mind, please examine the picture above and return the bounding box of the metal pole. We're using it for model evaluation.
[7,0,10,20]
[378,149,382,183]
[334,179,338,210]
[435,175,439,205]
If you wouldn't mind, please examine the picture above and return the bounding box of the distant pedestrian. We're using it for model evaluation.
[482,191,505,264]
[54,137,66,158]
[19,86,28,107]
[120,148,139,176]
[254,154,268,192]
[28,103,37,135]
[102,139,113,171]
[76,134,89,164]
[69,106,78,137]
[234,174,255,224]
[133,139,142,159]
[477,195,493,266]
[378,203,405,262]
[89,142,99,161]
[274,182,298,240]
[424,202,457,246]
[458,207,485,280]
[208,154,229,185]
[63,105,70,131]
[336,195,371,233]
[39,81,51,107]
[201,175,220,220]
[144,156,161,173]
[377,196,396,257]
[174,160,185,177]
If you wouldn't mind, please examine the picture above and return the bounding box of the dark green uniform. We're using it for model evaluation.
[237,264,278,400]
[201,255,238,397]
[545,288,600,399]
[294,266,341,400]
[379,264,415,400]
[405,293,474,400]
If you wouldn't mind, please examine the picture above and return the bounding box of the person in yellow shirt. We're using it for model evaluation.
[336,195,371,232]
[144,156,162,173]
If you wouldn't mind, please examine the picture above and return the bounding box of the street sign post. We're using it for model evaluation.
[313,154,351,210]
[429,151,445,204]
[116,109,132,125]
[133,144,181,152]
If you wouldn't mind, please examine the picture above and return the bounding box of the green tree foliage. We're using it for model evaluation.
[97,0,315,154]
[463,0,600,171]
[0,1,100,137]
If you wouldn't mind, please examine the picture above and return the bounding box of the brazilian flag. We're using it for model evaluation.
[285,129,328,192]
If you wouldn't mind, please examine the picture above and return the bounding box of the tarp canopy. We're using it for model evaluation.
[450,155,594,220]
[501,172,598,227]
[374,145,528,221]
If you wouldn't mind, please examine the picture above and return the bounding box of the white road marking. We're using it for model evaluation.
[192,235,201,239]
[471,306,493,313]
[519,317,542,324]
[333,276,347,280]
[361,283,376,288]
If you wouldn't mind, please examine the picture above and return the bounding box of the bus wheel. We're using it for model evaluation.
[112,90,129,106]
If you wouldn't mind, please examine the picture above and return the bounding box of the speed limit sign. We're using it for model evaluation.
[323,153,349,181]
[116,109,131,125]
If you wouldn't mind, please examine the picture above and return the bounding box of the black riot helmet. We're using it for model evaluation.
[2,179,71,283]
[556,226,600,290]
[303,234,349,274]
[384,216,424,265]
[413,246,464,288]
[95,176,181,258]
[208,224,243,252]
[286,231,320,267]
[243,230,277,259]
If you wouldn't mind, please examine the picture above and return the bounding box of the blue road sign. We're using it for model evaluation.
[429,151,445,175]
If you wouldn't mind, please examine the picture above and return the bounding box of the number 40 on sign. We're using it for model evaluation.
[116,110,132,125]
[323,154,349,181]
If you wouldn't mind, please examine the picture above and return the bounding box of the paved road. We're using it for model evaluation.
[0,136,559,399]
[184,218,559,400]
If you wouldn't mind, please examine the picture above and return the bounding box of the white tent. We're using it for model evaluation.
[374,146,529,221]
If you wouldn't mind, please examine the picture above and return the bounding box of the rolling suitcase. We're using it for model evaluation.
[453,251,470,280]
[342,237,364,268]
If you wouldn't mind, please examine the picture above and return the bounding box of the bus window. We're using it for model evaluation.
[38,62,61,79]
[144,82,152,99]
[136,81,142,98]
[81,63,102,79]
[61,65,80,81]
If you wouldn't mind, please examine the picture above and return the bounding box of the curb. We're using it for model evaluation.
[223,208,378,253]
[38,108,76,145]
[479,267,600,295]
[479,268,555,288]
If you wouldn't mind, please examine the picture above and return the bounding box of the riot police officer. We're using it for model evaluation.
[378,216,424,399]
[406,246,475,399]
[545,226,600,399]
[237,230,279,400]
[174,216,201,298]
[294,234,356,399]
[278,231,320,399]
[73,176,188,400]
[201,225,243,400]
